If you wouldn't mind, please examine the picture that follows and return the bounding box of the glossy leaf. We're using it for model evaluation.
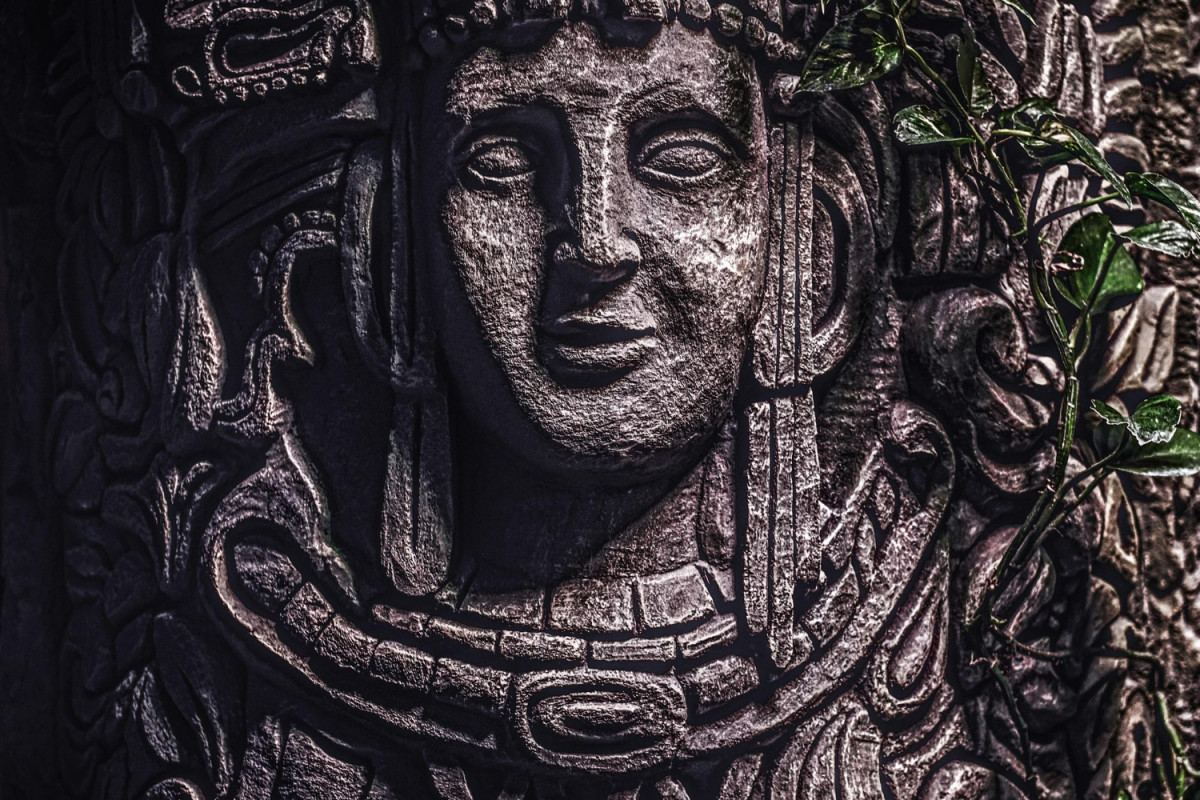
[795,7,903,92]
[1124,220,1200,258]
[1112,426,1200,477]
[1041,121,1132,205]
[998,97,1061,132]
[956,26,995,116]
[893,105,973,146]
[1093,417,1128,458]
[1053,213,1144,314]
[1092,399,1127,427]
[1128,394,1182,446]
[1126,172,1200,232]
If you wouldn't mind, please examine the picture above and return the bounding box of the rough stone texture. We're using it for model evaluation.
[1,0,1198,798]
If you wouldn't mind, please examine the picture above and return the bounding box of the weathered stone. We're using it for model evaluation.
[680,655,758,711]
[635,565,716,631]
[498,630,587,663]
[431,659,510,715]
[6,2,1200,797]
[677,615,738,660]
[548,579,636,634]
[233,543,304,613]
[279,584,335,646]
[460,588,546,628]
[371,641,435,691]
[316,615,377,672]
[426,616,500,653]
[590,635,677,663]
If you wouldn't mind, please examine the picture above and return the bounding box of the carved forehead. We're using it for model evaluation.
[445,21,758,123]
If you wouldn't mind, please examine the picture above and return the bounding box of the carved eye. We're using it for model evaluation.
[634,129,736,187]
[462,138,536,187]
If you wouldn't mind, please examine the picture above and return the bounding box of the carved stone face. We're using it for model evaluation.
[423,22,769,479]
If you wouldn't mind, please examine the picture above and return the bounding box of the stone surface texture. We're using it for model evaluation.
[0,0,1198,798]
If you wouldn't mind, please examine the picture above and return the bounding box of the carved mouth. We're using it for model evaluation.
[538,315,657,384]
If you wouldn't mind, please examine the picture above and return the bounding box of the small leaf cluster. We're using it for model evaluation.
[1093,395,1200,476]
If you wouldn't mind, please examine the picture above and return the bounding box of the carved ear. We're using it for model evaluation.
[742,91,896,667]
[742,118,821,669]
[751,89,895,388]
[347,119,454,597]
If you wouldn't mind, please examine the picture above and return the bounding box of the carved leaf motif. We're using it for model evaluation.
[102,456,225,598]
[1094,286,1178,395]
[151,613,237,790]
[133,668,182,766]
[772,706,885,800]
[163,245,225,452]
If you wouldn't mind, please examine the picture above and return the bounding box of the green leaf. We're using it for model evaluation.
[1124,220,1200,259]
[1052,213,1144,314]
[998,97,1061,132]
[1112,426,1200,477]
[1092,400,1130,457]
[1126,172,1200,232]
[795,7,904,92]
[1093,418,1127,457]
[893,105,974,146]
[997,100,1075,165]
[1128,394,1182,446]
[1040,121,1132,204]
[997,0,1035,22]
[1092,399,1127,427]
[956,26,995,117]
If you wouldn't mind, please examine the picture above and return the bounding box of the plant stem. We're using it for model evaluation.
[1040,469,1109,535]
[990,663,1036,788]
[898,34,1028,229]
[1033,192,1125,236]
[992,128,1039,140]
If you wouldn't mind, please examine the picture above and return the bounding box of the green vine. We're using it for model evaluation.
[796,2,1200,797]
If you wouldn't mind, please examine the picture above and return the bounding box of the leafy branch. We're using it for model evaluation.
[796,2,1200,797]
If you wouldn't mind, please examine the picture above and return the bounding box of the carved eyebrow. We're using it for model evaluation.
[623,79,742,132]
[448,104,563,167]
[622,77,678,110]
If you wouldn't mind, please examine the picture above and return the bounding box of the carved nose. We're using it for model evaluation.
[551,183,642,301]
[551,235,640,290]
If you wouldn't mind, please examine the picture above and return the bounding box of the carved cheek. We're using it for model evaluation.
[443,182,548,382]
[644,171,769,344]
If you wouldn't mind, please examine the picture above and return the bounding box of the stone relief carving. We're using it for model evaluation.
[0,1,1198,798]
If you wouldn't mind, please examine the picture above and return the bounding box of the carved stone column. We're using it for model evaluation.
[1,1,1198,798]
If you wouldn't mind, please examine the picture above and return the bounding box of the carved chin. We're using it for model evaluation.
[474,343,746,477]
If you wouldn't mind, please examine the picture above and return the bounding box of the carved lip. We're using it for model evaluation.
[538,315,657,378]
